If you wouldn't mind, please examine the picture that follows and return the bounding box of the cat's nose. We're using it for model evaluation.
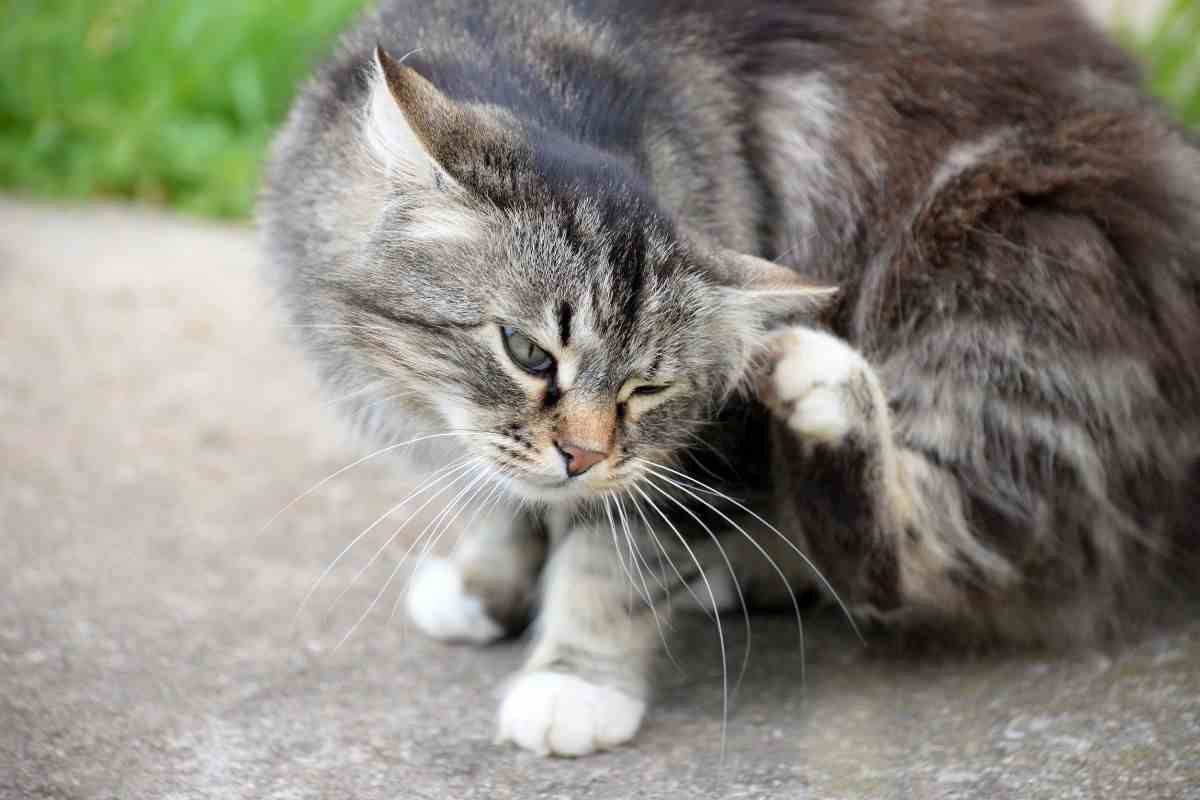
[554,440,607,477]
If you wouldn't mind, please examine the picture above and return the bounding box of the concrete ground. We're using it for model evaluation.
[2,194,1199,800]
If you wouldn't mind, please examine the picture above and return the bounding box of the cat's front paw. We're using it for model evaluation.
[762,327,876,446]
[406,558,504,644]
[496,671,646,757]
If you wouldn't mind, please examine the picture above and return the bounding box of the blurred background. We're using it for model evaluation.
[1,0,1198,221]
[1,0,365,219]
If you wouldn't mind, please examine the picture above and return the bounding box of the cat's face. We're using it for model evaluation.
[375,201,738,503]
[316,50,829,505]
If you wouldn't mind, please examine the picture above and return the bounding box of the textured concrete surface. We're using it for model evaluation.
[2,196,1199,800]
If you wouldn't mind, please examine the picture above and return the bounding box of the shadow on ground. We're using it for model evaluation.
[2,199,1197,799]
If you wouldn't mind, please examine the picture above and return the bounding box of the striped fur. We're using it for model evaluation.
[261,0,1200,756]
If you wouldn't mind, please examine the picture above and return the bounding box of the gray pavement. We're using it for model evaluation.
[1,197,1198,799]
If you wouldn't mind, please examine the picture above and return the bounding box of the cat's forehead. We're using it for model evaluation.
[485,203,698,380]
[518,199,690,294]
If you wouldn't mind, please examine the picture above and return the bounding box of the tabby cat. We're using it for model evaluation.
[261,0,1200,756]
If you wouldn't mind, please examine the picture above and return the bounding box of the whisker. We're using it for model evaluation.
[623,488,674,617]
[325,461,484,639]
[679,430,739,483]
[419,476,515,640]
[614,492,679,669]
[640,468,809,688]
[628,479,732,761]
[291,456,475,628]
[405,465,494,573]
[615,492,671,597]
[643,472,811,686]
[258,429,506,538]
[453,474,509,545]
[619,494,657,606]
[505,489,527,525]
[354,389,421,414]
[318,379,393,409]
[389,464,493,586]
[426,474,515,633]
[281,323,396,331]
[393,467,498,623]
[636,458,863,644]
[625,486,711,619]
[602,495,654,609]
[638,475,756,716]
[331,463,490,652]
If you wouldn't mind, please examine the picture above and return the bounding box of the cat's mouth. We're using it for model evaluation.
[507,473,608,505]
[520,476,570,490]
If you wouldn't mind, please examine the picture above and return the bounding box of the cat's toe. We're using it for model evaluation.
[764,327,871,444]
[496,671,646,757]
[407,558,505,644]
[787,384,853,444]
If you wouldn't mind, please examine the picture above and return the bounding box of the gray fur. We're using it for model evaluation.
[261,0,1200,755]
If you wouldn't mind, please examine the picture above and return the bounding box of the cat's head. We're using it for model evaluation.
[308,48,831,504]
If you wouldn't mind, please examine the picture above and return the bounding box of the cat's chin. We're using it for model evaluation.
[506,475,606,506]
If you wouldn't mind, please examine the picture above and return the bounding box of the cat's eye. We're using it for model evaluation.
[501,326,554,375]
[630,384,670,398]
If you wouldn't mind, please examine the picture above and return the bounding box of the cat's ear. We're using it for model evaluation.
[364,45,461,187]
[717,251,837,327]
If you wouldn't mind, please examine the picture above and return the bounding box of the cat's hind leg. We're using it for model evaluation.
[761,321,1177,643]
[760,327,1032,635]
[407,506,547,644]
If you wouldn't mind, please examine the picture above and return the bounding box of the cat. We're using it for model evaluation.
[261,0,1200,757]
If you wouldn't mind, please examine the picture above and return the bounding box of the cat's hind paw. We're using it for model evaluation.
[406,558,505,644]
[762,327,878,446]
[496,671,645,757]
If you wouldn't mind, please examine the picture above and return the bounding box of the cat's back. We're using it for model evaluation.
[271,0,1151,215]
[265,0,1198,295]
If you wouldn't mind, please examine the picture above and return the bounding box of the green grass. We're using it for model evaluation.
[1122,0,1200,129]
[0,0,366,218]
[0,0,1197,220]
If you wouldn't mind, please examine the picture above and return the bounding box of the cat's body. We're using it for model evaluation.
[263,0,1200,756]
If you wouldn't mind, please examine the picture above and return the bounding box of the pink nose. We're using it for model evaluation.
[555,441,607,477]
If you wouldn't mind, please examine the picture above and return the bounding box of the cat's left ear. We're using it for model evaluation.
[717,251,837,327]
[364,46,465,188]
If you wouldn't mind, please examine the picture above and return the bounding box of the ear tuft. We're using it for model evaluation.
[720,252,837,326]
[364,46,455,186]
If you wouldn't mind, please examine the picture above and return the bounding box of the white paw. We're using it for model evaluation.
[496,671,646,757]
[769,328,868,444]
[406,558,504,644]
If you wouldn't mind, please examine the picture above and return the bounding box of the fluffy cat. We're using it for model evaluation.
[261,0,1200,756]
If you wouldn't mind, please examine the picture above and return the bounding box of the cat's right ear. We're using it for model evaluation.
[364,46,460,188]
[715,251,838,328]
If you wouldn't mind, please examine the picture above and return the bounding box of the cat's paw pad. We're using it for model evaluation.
[406,558,504,644]
[496,671,645,757]
[764,328,870,445]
